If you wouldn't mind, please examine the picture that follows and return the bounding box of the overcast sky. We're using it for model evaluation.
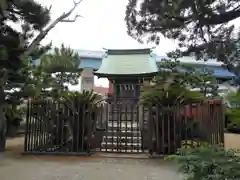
[37,0,179,89]
[38,0,177,55]
[37,0,240,90]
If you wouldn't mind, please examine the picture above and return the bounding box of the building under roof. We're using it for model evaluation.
[31,49,235,79]
[75,49,235,79]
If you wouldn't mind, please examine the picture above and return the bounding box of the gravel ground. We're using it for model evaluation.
[0,137,182,180]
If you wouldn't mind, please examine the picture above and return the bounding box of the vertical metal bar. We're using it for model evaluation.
[30,102,35,151]
[161,108,164,154]
[46,100,51,152]
[212,103,216,144]
[55,102,59,152]
[184,105,187,143]
[87,104,92,154]
[199,102,203,145]
[220,102,225,145]
[118,100,121,152]
[29,100,33,151]
[111,101,115,152]
[60,103,64,152]
[68,103,73,153]
[173,105,176,153]
[42,102,46,151]
[44,100,49,151]
[208,103,212,144]
[141,105,145,152]
[131,100,134,152]
[216,103,220,144]
[148,104,153,155]
[98,104,102,152]
[190,103,194,146]
[105,100,109,152]
[124,101,128,152]
[167,107,171,154]
[76,102,80,152]
[206,101,211,143]
[42,101,46,151]
[49,101,55,152]
[155,105,159,154]
[39,102,43,151]
[215,104,219,144]
[45,100,49,152]
[34,102,38,151]
[136,101,140,152]
[32,102,38,151]
[80,104,85,152]
[178,105,182,150]
[24,99,30,152]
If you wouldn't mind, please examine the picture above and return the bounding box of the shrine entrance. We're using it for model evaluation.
[96,98,147,153]
[93,48,157,154]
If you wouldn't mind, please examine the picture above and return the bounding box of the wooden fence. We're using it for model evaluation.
[24,98,224,156]
[147,100,224,155]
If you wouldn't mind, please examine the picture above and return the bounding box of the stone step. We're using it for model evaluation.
[106,127,141,132]
[101,142,141,146]
[103,136,142,140]
[108,119,138,122]
[99,149,143,153]
[104,131,141,137]
[101,143,142,150]
[107,123,141,132]
[102,137,142,144]
[108,122,140,126]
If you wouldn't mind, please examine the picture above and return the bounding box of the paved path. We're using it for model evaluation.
[0,137,181,180]
[0,154,181,180]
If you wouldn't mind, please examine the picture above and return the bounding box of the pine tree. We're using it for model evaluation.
[0,0,83,151]
[125,0,240,73]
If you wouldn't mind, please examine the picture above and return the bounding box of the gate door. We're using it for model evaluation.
[98,99,144,153]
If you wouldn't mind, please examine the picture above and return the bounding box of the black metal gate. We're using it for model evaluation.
[95,98,147,153]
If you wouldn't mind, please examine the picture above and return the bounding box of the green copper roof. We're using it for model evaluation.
[94,49,158,77]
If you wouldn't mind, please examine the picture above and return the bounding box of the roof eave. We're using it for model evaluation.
[93,72,158,78]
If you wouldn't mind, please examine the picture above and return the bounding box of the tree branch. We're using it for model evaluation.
[201,9,240,25]
[61,14,83,22]
[25,0,84,57]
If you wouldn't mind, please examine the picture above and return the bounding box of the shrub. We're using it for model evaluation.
[166,144,240,179]
[226,108,240,133]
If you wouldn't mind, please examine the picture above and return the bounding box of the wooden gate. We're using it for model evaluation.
[95,98,146,153]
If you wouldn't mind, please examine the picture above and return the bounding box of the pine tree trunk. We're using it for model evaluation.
[0,105,7,152]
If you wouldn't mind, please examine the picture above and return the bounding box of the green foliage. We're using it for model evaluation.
[61,90,103,111]
[226,92,240,108]
[140,60,207,106]
[166,145,240,180]
[125,0,240,71]
[41,44,80,74]
[0,0,51,106]
[23,44,81,99]
[224,92,240,133]
[226,108,240,129]
[40,44,81,89]
[4,104,25,123]
[140,83,203,106]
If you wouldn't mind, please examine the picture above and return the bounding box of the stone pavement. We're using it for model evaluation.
[0,154,181,180]
[0,137,181,180]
